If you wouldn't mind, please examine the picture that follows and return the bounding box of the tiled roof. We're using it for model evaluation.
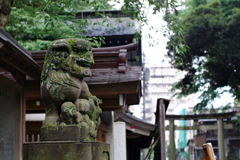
[85,66,142,84]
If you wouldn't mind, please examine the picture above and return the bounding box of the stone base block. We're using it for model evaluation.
[41,125,95,141]
[23,141,110,160]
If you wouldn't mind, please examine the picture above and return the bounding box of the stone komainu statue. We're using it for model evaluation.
[40,38,102,139]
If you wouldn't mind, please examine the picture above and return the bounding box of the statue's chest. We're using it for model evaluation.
[45,70,83,101]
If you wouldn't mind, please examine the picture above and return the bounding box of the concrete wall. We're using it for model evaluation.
[113,122,126,160]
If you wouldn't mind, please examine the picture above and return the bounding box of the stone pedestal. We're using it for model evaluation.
[23,125,110,160]
[41,125,94,141]
[23,141,110,160]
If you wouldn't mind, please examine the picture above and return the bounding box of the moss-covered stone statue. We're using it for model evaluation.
[40,38,102,141]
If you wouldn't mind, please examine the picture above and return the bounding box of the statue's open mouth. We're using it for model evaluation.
[76,58,93,67]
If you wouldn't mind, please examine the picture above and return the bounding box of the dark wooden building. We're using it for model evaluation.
[0,29,41,160]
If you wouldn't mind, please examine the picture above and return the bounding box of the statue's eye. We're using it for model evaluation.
[52,47,69,52]
[51,57,60,63]
[63,52,68,58]
[73,48,80,52]
[73,46,84,53]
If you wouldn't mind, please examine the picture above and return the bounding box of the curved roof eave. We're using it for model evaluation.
[114,112,156,132]
[0,29,42,80]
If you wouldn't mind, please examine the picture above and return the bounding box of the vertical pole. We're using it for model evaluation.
[16,72,26,160]
[142,54,147,160]
[169,119,176,160]
[159,99,166,160]
[142,53,146,121]
[217,119,225,160]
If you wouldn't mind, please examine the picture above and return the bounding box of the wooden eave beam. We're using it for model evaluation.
[1,53,39,80]
[0,36,42,81]
[165,123,233,130]
[89,81,140,95]
[26,98,124,113]
[25,80,141,96]
[25,84,129,112]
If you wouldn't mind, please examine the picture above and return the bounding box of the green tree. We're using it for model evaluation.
[167,0,240,110]
[5,0,114,50]
[0,0,179,50]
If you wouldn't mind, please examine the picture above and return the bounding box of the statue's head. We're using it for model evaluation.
[41,38,94,80]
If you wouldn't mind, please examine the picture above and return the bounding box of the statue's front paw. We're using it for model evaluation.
[60,122,67,126]
[82,114,91,125]
[94,106,102,119]
[75,99,90,113]
[74,111,83,124]
[91,96,100,106]
[61,102,76,116]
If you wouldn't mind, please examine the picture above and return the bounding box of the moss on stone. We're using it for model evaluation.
[40,38,101,141]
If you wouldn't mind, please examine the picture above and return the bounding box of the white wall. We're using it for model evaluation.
[113,122,126,160]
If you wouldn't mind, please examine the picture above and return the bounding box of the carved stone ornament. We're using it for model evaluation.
[40,38,102,141]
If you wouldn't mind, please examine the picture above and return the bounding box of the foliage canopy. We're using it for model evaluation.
[167,0,240,110]
[6,0,114,50]
[0,0,178,50]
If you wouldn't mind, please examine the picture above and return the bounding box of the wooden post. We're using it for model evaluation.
[16,71,26,160]
[202,143,216,160]
[217,119,225,160]
[159,99,166,160]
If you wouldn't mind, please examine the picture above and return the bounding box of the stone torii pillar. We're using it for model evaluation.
[165,112,237,160]
[217,119,225,160]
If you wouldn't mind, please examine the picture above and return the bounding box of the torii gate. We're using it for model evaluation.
[165,111,236,160]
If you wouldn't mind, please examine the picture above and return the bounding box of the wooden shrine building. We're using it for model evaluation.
[0,27,146,160]
[0,29,41,159]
